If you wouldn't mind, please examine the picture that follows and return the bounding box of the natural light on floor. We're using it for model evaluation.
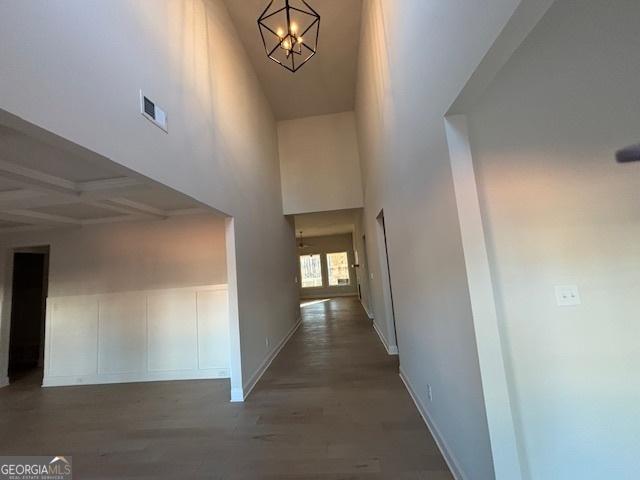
[300,299,331,308]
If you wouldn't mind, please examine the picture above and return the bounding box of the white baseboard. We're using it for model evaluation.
[241,317,302,401]
[42,368,229,388]
[372,320,399,355]
[399,366,465,480]
[360,299,374,319]
[0,376,9,388]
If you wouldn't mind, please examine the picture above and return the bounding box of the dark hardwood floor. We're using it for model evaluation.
[0,297,452,479]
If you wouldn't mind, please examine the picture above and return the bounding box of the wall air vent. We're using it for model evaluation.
[139,90,168,132]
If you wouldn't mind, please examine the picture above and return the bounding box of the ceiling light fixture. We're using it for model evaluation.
[257,0,320,73]
[298,231,313,249]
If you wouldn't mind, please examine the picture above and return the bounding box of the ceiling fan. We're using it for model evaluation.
[297,230,314,249]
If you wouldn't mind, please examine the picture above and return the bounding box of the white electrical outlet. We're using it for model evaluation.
[427,384,433,402]
[555,285,581,306]
[265,337,270,348]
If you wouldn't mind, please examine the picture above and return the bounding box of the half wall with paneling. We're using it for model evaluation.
[0,214,230,387]
[44,285,229,386]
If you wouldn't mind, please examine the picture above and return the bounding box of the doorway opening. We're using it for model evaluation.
[292,210,360,304]
[360,234,374,317]
[376,210,399,354]
[8,247,50,386]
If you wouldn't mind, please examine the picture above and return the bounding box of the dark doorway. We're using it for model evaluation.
[8,249,49,384]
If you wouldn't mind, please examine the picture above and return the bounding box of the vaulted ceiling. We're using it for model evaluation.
[224,0,362,120]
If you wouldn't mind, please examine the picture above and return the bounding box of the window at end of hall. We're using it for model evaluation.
[300,254,323,288]
[327,252,350,286]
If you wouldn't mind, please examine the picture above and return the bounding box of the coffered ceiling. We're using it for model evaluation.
[0,124,208,235]
[224,0,363,120]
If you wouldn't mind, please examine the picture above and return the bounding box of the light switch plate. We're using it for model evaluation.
[555,285,581,306]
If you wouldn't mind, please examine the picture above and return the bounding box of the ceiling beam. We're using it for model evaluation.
[0,166,160,222]
[0,160,142,199]
[0,224,58,235]
[0,207,211,234]
[0,164,206,230]
[0,189,45,204]
[0,189,77,211]
[166,207,209,216]
[78,177,141,195]
[0,159,77,194]
[78,199,163,219]
[0,187,164,220]
[81,214,151,226]
[0,209,81,226]
[106,198,167,218]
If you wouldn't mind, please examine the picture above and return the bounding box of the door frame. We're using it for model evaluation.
[376,210,399,354]
[360,233,374,317]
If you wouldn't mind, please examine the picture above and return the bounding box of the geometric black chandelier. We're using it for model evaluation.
[257,0,320,73]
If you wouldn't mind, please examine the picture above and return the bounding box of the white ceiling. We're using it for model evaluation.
[0,124,209,234]
[224,0,362,120]
[294,208,358,238]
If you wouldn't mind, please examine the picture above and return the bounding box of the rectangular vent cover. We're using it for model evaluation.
[140,91,167,132]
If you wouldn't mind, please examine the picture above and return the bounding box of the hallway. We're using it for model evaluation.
[0,297,451,479]
[253,296,452,478]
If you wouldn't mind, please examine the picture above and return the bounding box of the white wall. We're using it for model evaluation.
[0,215,230,386]
[354,0,524,478]
[466,1,640,478]
[0,0,300,399]
[0,215,227,298]
[279,111,364,215]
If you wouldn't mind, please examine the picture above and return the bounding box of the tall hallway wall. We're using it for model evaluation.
[0,0,300,398]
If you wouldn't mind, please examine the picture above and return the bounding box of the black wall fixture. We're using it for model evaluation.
[258,0,320,73]
[616,143,640,163]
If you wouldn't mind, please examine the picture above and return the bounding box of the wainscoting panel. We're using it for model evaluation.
[196,289,230,370]
[147,290,198,372]
[43,285,229,387]
[98,293,147,375]
[48,296,98,377]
